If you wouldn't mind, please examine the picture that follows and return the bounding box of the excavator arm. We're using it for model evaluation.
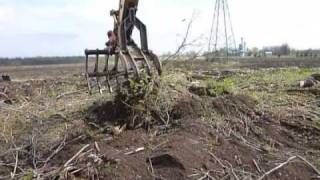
[84,0,162,94]
[113,0,148,51]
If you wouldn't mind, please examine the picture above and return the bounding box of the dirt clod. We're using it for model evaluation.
[148,154,186,179]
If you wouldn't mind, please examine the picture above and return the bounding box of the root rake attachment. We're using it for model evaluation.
[85,0,162,94]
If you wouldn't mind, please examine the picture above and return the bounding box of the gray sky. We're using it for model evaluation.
[0,0,320,57]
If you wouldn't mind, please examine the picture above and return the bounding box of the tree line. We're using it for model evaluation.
[0,56,84,66]
[248,44,320,58]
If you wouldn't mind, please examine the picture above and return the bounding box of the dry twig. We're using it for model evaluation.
[56,90,82,100]
[258,155,320,180]
[296,155,320,175]
[208,152,240,180]
[10,150,18,179]
[43,136,67,166]
[189,169,216,180]
[64,144,90,168]
[257,156,297,180]
[0,92,9,100]
[124,147,145,155]
[253,159,262,173]
[94,142,101,153]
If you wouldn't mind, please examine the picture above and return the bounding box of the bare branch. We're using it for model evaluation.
[64,144,90,168]
[10,150,18,179]
[296,155,320,176]
[163,12,196,62]
[257,156,297,180]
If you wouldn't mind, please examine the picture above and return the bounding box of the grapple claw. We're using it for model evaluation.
[85,0,161,93]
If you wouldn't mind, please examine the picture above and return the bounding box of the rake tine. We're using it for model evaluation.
[126,55,140,79]
[94,49,99,73]
[119,51,129,78]
[95,54,103,94]
[104,55,113,93]
[86,74,92,95]
[85,54,92,94]
[85,53,89,74]
[150,52,162,75]
[104,54,109,72]
[140,51,152,76]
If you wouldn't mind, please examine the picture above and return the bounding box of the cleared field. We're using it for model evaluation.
[0,58,320,179]
[167,57,320,70]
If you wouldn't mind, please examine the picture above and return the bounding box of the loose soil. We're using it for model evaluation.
[0,62,320,180]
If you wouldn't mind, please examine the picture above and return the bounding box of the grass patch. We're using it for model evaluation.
[206,78,236,96]
[314,120,320,130]
[201,68,318,109]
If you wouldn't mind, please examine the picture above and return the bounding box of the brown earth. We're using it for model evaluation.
[0,63,320,180]
[38,93,320,179]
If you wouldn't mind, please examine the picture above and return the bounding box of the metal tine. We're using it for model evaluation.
[95,54,103,94]
[139,51,152,76]
[94,49,99,72]
[85,55,92,95]
[104,54,109,72]
[119,51,130,78]
[126,52,140,79]
[104,55,113,93]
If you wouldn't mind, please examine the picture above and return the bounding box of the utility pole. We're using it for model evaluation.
[208,0,237,58]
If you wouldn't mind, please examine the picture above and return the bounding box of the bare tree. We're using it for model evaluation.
[163,12,197,62]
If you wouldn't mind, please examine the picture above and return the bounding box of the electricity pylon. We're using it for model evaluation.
[208,0,237,57]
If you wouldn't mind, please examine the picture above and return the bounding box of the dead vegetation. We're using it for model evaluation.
[0,61,320,179]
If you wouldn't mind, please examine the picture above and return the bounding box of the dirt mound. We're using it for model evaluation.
[77,93,320,179]
[84,71,320,179]
[212,94,257,117]
[277,108,320,149]
[85,78,209,131]
[209,94,320,151]
[188,85,211,96]
[86,100,129,126]
[170,96,205,120]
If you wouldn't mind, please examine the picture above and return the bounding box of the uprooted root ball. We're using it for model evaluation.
[86,75,182,130]
[86,73,210,130]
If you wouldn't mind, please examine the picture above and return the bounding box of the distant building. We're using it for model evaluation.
[296,49,320,58]
[264,51,273,57]
[238,37,247,57]
[262,44,290,57]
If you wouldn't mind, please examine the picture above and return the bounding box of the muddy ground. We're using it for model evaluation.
[0,59,320,180]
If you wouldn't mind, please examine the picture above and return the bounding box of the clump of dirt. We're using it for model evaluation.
[311,73,320,81]
[188,85,218,97]
[212,94,258,117]
[276,108,320,149]
[148,154,186,179]
[86,100,129,126]
[170,96,206,120]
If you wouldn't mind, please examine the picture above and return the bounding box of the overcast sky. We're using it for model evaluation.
[0,0,320,57]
